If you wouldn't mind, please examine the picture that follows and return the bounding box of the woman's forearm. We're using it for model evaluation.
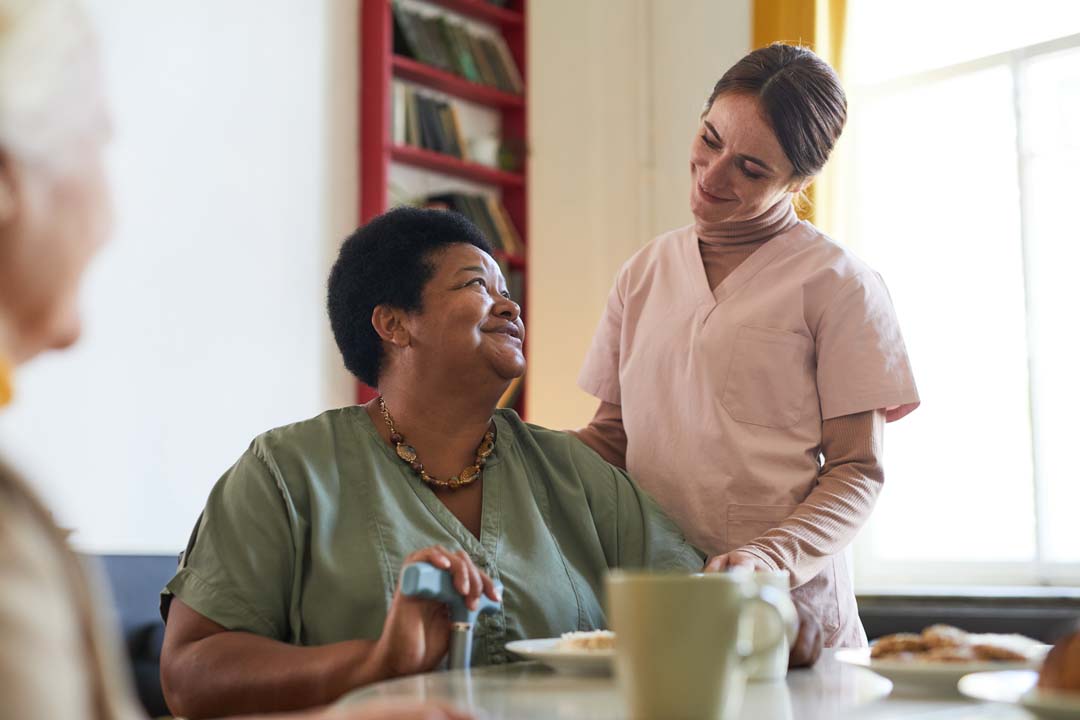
[162,626,385,719]
[739,409,885,587]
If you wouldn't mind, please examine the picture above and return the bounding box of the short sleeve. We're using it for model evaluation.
[578,271,626,405]
[162,441,296,639]
[568,439,704,571]
[816,272,920,422]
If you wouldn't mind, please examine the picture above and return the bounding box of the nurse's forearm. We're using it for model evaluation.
[740,409,885,587]
[161,601,386,719]
[571,400,628,469]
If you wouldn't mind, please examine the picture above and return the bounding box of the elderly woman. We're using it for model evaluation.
[159,206,707,719]
[576,44,920,648]
[0,1,471,719]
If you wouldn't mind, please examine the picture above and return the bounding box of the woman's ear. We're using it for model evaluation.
[789,174,814,195]
[371,305,411,348]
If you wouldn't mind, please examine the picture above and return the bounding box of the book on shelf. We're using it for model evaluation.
[422,191,523,257]
[395,86,471,161]
[392,83,407,145]
[391,2,524,95]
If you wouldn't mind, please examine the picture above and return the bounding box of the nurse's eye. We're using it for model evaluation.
[701,134,723,151]
[465,277,488,290]
[738,161,765,180]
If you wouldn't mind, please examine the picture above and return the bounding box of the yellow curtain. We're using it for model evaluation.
[752,0,847,234]
[0,354,12,407]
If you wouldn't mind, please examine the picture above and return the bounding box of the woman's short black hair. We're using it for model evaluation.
[328,206,493,387]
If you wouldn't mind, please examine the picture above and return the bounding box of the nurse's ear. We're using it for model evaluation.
[787,174,814,196]
[371,305,412,348]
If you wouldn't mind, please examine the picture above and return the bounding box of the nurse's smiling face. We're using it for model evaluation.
[689,93,811,224]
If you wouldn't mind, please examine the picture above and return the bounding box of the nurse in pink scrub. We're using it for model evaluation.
[575,43,920,648]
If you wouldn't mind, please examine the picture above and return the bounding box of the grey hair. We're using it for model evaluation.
[0,0,103,170]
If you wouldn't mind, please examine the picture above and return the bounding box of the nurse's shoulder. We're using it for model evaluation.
[787,220,887,298]
[785,221,897,329]
[610,224,696,301]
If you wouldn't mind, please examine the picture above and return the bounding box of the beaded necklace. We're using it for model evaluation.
[378,397,495,490]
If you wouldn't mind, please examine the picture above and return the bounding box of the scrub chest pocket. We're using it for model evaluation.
[721,325,814,429]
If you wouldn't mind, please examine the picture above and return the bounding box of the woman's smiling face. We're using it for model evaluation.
[689,93,807,224]
[402,243,525,384]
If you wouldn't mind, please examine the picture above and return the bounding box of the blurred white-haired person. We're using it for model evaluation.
[0,2,470,719]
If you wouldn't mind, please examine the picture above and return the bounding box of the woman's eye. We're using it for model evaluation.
[501,291,512,300]
[741,165,764,180]
[467,278,487,288]
[700,134,720,150]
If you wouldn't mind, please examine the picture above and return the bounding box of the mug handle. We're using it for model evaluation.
[736,584,798,669]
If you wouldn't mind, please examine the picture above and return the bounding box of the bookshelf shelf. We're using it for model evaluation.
[390,144,524,187]
[426,0,524,28]
[392,55,524,109]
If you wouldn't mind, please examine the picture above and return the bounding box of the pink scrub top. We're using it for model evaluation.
[579,221,919,647]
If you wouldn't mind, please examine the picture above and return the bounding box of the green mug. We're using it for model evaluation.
[606,570,797,720]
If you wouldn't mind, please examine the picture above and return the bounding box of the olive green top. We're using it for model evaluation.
[162,407,703,665]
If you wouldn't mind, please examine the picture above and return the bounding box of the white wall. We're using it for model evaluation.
[526,0,750,429]
[0,0,358,553]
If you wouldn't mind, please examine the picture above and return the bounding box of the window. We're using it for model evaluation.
[844,2,1080,587]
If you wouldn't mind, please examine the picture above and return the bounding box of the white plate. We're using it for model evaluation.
[505,638,613,675]
[959,670,1080,718]
[835,646,1048,696]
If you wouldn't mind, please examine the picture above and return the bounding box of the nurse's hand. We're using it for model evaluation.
[702,550,773,573]
[372,546,500,680]
[788,596,824,668]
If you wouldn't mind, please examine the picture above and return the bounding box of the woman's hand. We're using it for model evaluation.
[703,549,774,573]
[370,546,500,680]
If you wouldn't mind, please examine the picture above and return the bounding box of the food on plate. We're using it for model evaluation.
[870,632,927,658]
[557,630,615,651]
[922,624,968,649]
[871,625,1042,664]
[922,646,976,663]
[1038,630,1080,692]
[970,642,1028,662]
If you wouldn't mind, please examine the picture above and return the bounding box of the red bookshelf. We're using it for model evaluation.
[360,0,529,416]
[389,144,525,187]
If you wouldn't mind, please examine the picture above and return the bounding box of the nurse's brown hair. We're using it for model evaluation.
[706,43,847,178]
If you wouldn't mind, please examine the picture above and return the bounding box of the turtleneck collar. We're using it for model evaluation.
[695,197,799,246]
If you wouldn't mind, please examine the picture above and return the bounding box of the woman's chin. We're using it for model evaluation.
[691,196,734,224]
[497,358,526,381]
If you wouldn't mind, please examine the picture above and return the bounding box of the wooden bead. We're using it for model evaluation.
[396,444,417,463]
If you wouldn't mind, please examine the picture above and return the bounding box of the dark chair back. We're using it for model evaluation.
[93,554,178,718]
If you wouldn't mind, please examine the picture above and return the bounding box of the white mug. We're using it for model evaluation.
[745,570,796,681]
